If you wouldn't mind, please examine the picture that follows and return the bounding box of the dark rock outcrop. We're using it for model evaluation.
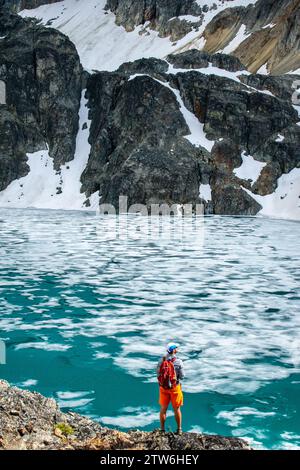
[167,50,246,73]
[79,53,299,215]
[105,0,300,74]
[240,73,300,101]
[105,0,204,40]
[0,380,251,450]
[81,69,209,210]
[0,9,82,189]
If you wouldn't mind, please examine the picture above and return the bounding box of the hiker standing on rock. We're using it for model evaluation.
[157,343,185,435]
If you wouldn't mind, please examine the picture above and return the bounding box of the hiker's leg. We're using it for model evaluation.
[174,406,182,430]
[160,405,168,431]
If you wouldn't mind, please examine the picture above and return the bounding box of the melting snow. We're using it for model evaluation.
[199,184,212,202]
[20,0,201,72]
[262,23,276,29]
[20,0,258,72]
[243,168,300,221]
[170,15,200,23]
[167,62,249,82]
[15,0,299,220]
[233,152,266,186]
[257,63,269,75]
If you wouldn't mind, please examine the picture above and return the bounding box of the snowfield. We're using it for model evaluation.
[20,0,259,72]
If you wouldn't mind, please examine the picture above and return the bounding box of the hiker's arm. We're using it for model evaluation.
[156,359,162,378]
[178,360,185,380]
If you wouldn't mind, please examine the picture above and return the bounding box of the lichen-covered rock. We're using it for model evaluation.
[0,380,251,450]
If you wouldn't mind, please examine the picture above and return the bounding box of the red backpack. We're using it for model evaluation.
[158,356,177,389]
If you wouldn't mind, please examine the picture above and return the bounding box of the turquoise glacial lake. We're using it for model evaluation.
[0,209,299,449]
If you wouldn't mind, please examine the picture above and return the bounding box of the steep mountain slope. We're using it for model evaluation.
[0,1,299,218]
[4,0,300,74]
[19,0,247,71]
[79,55,300,218]
[201,0,300,75]
[104,0,300,75]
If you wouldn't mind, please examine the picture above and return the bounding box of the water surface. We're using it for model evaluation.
[0,209,299,449]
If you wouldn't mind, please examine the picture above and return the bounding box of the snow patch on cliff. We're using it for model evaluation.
[234,152,266,186]
[243,168,300,221]
[221,24,251,54]
[199,184,212,202]
[129,74,214,151]
[0,91,99,211]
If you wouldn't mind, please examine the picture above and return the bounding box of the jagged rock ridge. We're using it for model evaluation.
[105,0,204,41]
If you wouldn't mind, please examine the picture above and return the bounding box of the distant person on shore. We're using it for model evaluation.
[157,343,185,435]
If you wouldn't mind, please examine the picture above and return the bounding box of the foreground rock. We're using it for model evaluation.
[0,381,250,450]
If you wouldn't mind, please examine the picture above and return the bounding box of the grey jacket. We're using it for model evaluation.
[157,353,185,384]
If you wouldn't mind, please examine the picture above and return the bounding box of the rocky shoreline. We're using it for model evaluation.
[0,380,250,450]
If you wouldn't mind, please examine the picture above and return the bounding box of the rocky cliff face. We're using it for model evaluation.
[0,2,299,217]
[0,8,82,190]
[3,1,300,75]
[79,52,299,215]
[105,0,300,75]
[0,380,250,450]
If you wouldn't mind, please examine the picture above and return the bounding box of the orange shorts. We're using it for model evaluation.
[159,384,183,409]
